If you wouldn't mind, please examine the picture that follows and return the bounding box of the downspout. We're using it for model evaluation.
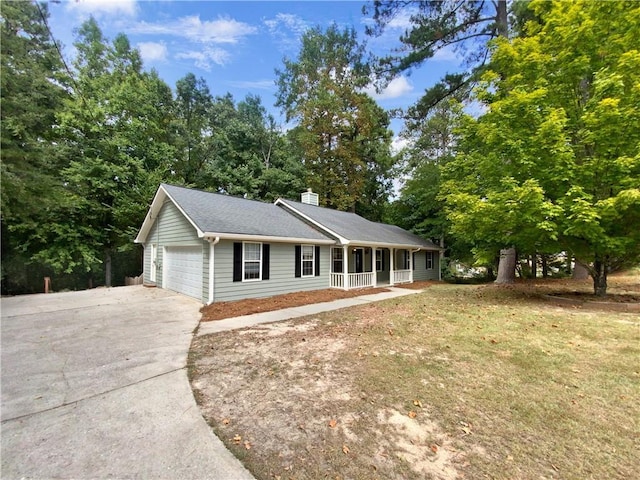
[206,236,220,304]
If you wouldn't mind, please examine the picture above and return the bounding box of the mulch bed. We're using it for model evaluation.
[200,287,391,322]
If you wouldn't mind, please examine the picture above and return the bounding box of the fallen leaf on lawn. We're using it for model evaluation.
[328,419,338,428]
[222,418,230,425]
[461,426,471,435]
[233,434,242,444]
[342,444,350,454]
[430,444,439,453]
[408,410,417,419]
[244,440,251,450]
[413,399,423,408]
[388,329,394,336]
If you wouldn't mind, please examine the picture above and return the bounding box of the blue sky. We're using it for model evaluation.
[47,0,462,143]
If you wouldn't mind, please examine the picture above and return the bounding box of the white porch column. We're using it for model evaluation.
[409,250,414,283]
[390,248,395,286]
[343,245,348,290]
[372,247,377,288]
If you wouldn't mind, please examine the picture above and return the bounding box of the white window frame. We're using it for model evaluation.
[332,247,343,273]
[301,245,315,277]
[243,242,262,282]
[426,251,435,270]
[398,250,410,270]
[376,249,383,272]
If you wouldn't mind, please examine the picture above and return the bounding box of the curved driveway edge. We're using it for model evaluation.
[1,286,254,480]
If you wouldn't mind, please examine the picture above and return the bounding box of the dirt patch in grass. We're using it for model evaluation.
[190,274,639,479]
[394,280,441,290]
[484,275,640,311]
[200,287,392,321]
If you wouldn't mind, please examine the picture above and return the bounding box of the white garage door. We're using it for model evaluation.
[164,246,203,300]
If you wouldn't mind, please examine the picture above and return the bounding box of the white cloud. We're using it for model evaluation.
[365,76,414,100]
[264,13,309,51]
[66,0,137,17]
[229,79,276,90]
[432,45,461,63]
[387,10,416,31]
[137,41,168,63]
[131,15,257,44]
[176,47,230,71]
[391,135,411,155]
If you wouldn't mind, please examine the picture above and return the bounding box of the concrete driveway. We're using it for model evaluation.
[1,286,254,479]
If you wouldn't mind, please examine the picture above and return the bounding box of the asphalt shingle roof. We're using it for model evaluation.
[277,199,441,249]
[161,184,331,241]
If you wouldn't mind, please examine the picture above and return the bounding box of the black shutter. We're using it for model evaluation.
[295,245,301,278]
[315,246,321,276]
[382,250,385,271]
[262,244,270,280]
[233,242,243,282]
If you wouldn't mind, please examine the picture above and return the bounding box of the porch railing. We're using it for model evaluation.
[393,269,412,284]
[330,273,344,289]
[348,272,374,289]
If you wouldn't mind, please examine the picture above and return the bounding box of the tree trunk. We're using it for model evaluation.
[495,247,516,284]
[592,257,607,296]
[105,251,112,287]
[572,259,590,280]
[541,255,548,278]
[496,0,509,38]
[531,254,537,279]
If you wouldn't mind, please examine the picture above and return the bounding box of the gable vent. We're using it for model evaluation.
[301,188,319,206]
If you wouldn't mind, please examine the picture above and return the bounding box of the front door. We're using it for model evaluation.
[354,248,364,273]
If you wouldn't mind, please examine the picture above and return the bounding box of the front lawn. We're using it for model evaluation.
[189,274,639,480]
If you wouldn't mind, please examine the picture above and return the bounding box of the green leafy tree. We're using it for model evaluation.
[441,0,640,295]
[365,0,523,281]
[0,1,69,293]
[276,24,395,214]
[29,19,176,286]
[173,73,214,185]
[364,0,508,117]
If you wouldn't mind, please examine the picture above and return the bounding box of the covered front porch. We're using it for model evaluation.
[329,245,414,290]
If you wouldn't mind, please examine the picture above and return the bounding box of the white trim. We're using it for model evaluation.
[135,185,204,243]
[275,199,350,245]
[207,237,219,304]
[242,241,262,282]
[203,232,334,245]
[162,246,167,288]
[372,247,377,287]
[149,244,157,282]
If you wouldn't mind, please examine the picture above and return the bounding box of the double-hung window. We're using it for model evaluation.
[376,250,383,272]
[244,242,262,281]
[301,245,315,277]
[332,248,343,273]
[426,251,435,270]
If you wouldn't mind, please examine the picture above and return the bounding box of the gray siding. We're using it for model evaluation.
[143,201,208,302]
[213,240,331,303]
[413,250,440,281]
